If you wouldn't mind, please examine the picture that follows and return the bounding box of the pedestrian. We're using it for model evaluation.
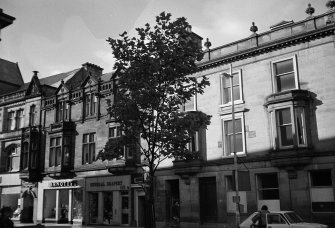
[0,206,14,228]
[251,205,269,228]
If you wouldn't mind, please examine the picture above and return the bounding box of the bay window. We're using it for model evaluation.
[50,137,61,167]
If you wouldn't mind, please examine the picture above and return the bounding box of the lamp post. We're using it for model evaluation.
[222,63,240,228]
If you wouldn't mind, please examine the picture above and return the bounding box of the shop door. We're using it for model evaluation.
[58,189,69,223]
[103,192,114,224]
[121,191,130,225]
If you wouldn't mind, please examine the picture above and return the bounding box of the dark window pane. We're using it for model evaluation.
[199,177,217,223]
[277,108,291,125]
[274,59,294,75]
[235,133,243,152]
[232,73,239,86]
[276,72,295,92]
[311,170,332,187]
[280,125,293,146]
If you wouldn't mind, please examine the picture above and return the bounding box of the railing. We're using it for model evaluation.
[199,11,335,64]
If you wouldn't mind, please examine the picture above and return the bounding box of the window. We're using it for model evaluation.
[267,214,287,224]
[49,137,61,167]
[226,175,248,213]
[199,177,217,223]
[272,56,298,93]
[274,107,307,149]
[83,133,96,164]
[220,70,243,105]
[256,173,280,210]
[56,101,69,122]
[187,131,199,152]
[29,105,37,126]
[222,114,245,156]
[15,109,24,129]
[7,146,18,171]
[85,94,97,117]
[63,136,71,166]
[8,111,15,130]
[181,95,196,112]
[310,169,335,212]
[22,142,29,170]
[109,126,121,138]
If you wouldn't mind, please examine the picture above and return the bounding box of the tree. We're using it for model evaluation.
[99,12,211,228]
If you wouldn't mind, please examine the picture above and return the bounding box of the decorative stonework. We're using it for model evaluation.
[305,3,315,17]
[204,38,212,50]
[250,22,258,35]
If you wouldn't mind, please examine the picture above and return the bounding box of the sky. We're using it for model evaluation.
[0,0,329,82]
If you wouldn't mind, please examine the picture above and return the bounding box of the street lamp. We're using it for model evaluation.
[222,63,240,228]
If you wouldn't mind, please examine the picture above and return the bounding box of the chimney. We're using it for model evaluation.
[82,62,103,78]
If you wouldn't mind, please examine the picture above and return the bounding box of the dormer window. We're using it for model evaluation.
[84,94,97,117]
[56,101,69,122]
[271,56,299,93]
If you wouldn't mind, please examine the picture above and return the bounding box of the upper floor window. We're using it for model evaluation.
[109,126,122,138]
[29,105,37,126]
[49,137,61,167]
[181,95,196,112]
[56,101,69,122]
[63,136,71,166]
[220,70,243,106]
[8,111,15,130]
[221,113,245,156]
[7,146,18,172]
[310,169,335,212]
[21,142,29,170]
[273,106,307,149]
[84,94,97,117]
[272,56,299,93]
[83,133,96,164]
[187,131,199,152]
[15,109,24,129]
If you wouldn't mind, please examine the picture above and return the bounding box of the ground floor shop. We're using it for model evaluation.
[36,174,145,226]
[155,156,335,228]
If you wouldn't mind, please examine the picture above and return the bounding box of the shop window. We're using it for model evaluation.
[220,70,243,106]
[89,192,99,224]
[310,169,335,212]
[82,133,96,164]
[49,137,61,167]
[73,188,83,221]
[256,173,280,210]
[29,105,37,126]
[273,106,307,149]
[221,114,245,156]
[103,192,113,224]
[84,94,97,117]
[121,193,130,225]
[21,142,29,170]
[199,176,217,223]
[56,101,69,122]
[226,175,247,213]
[43,190,57,220]
[272,56,299,93]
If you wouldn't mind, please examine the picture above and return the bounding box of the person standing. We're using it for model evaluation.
[251,205,269,228]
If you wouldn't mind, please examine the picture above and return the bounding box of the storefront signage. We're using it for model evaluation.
[49,180,78,188]
[86,175,131,191]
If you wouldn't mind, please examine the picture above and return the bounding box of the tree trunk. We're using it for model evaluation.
[145,171,156,228]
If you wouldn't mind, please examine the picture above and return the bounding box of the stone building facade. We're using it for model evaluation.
[0,63,145,226]
[154,7,335,228]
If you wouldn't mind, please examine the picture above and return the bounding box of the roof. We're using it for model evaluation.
[0,58,24,95]
[100,71,115,82]
[0,8,15,29]
[39,68,81,87]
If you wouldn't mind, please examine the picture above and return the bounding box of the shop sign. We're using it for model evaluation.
[49,180,78,188]
[86,175,131,191]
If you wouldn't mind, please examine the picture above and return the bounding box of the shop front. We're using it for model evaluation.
[85,175,131,226]
[37,179,84,224]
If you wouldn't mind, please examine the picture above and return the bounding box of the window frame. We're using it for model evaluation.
[256,172,280,211]
[7,146,18,172]
[220,69,243,107]
[309,169,335,213]
[82,132,96,164]
[271,106,307,150]
[181,94,197,112]
[8,111,15,130]
[21,142,29,170]
[15,109,24,129]
[29,105,37,126]
[221,113,246,156]
[49,137,62,167]
[84,93,97,117]
[56,100,69,122]
[271,55,299,93]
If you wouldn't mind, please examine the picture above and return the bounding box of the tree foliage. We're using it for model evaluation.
[98,12,211,227]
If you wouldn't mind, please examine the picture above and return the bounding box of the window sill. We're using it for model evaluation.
[219,100,244,108]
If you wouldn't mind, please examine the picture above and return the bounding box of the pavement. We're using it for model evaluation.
[14,221,142,228]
